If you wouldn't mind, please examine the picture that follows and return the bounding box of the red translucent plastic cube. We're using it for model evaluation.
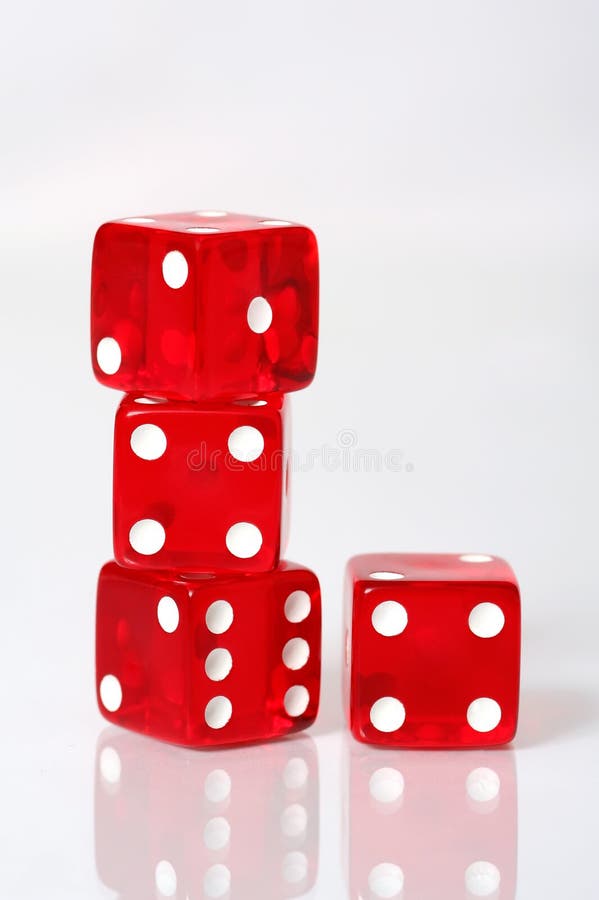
[96,727,319,899]
[113,393,289,573]
[345,554,521,748]
[91,211,319,401]
[346,741,517,899]
[95,560,321,747]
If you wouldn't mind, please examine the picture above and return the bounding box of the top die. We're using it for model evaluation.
[91,212,319,401]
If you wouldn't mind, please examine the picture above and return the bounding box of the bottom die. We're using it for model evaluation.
[95,727,319,899]
[95,560,321,747]
[346,740,517,899]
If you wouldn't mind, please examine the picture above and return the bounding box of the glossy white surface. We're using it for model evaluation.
[2,0,599,895]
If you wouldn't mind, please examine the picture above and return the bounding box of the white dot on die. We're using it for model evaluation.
[369,767,405,804]
[465,861,501,896]
[467,698,502,733]
[204,769,231,803]
[203,863,231,898]
[225,522,262,558]
[260,219,292,226]
[282,851,308,885]
[205,600,234,634]
[130,423,167,460]
[99,674,122,712]
[155,860,177,897]
[96,337,122,375]
[162,250,188,289]
[369,571,406,581]
[129,519,165,555]
[280,803,308,838]
[370,697,406,733]
[195,210,227,217]
[247,296,273,333]
[205,648,233,682]
[371,601,408,637]
[123,216,155,224]
[227,425,265,462]
[284,685,310,718]
[133,396,166,404]
[157,596,179,633]
[469,603,505,638]
[205,696,233,730]
[460,554,494,563]
[99,746,122,785]
[186,226,221,234]
[282,638,310,671]
[466,768,501,804]
[203,816,231,851]
[283,757,309,791]
[285,590,311,623]
[368,862,405,898]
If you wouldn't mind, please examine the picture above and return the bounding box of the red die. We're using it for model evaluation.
[91,211,319,401]
[346,742,517,899]
[345,554,521,747]
[113,393,289,573]
[95,560,321,747]
[96,727,319,899]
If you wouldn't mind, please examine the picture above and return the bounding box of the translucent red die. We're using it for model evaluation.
[96,560,321,747]
[345,554,521,747]
[96,728,319,898]
[112,393,289,573]
[91,212,319,401]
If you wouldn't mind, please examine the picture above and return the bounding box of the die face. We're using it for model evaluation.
[349,552,518,583]
[91,212,319,401]
[96,727,319,899]
[96,563,191,745]
[347,742,517,899]
[113,394,288,573]
[186,562,321,747]
[96,561,321,748]
[346,554,520,748]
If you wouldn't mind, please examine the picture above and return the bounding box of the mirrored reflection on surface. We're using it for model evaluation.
[345,741,517,899]
[95,727,319,899]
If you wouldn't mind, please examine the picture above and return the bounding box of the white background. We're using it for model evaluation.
[1,1,598,896]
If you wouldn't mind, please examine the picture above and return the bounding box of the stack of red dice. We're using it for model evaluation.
[91,211,322,747]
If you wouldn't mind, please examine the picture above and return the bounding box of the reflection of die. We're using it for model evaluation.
[95,728,319,899]
[91,212,319,401]
[345,554,521,747]
[113,393,290,572]
[95,560,321,747]
[346,742,517,900]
